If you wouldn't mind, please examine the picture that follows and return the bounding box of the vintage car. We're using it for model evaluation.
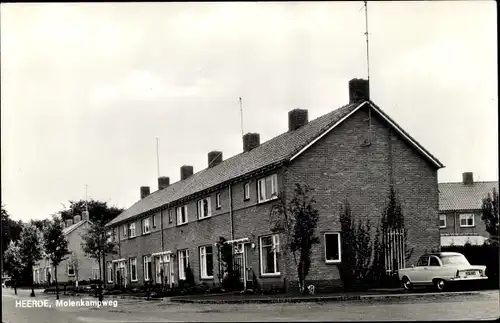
[398,252,487,291]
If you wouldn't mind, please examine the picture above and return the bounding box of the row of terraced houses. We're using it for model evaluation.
[103,79,445,292]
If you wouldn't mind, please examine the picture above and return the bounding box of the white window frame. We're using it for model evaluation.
[169,209,173,223]
[129,223,136,238]
[244,182,250,200]
[197,197,212,220]
[199,246,213,279]
[178,249,189,280]
[122,224,127,238]
[107,262,113,283]
[67,263,75,277]
[459,213,475,227]
[260,234,280,276]
[177,205,188,225]
[439,214,447,228]
[129,258,138,282]
[257,174,278,203]
[107,230,112,243]
[143,255,152,281]
[152,214,156,228]
[324,232,342,264]
[216,193,221,209]
[142,218,150,234]
[92,268,99,280]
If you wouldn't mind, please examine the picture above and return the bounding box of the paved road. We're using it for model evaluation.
[2,288,499,322]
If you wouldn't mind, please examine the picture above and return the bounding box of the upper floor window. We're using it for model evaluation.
[244,182,250,201]
[177,205,188,225]
[439,214,446,228]
[152,214,156,228]
[142,218,150,234]
[257,174,278,203]
[169,209,173,223]
[197,197,212,219]
[122,224,127,238]
[107,230,112,243]
[128,222,136,238]
[216,193,221,209]
[459,213,475,227]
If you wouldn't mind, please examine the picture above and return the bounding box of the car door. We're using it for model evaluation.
[425,256,442,282]
[411,255,430,283]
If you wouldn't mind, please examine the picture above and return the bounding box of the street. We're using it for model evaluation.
[2,288,499,322]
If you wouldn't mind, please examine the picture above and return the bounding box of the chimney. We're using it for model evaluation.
[66,219,73,228]
[74,215,82,223]
[208,151,223,168]
[140,186,151,199]
[82,211,89,221]
[462,172,474,185]
[243,133,260,152]
[158,176,170,190]
[349,78,370,103]
[180,165,194,180]
[288,109,309,131]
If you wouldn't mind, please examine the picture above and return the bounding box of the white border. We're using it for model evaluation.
[324,232,342,264]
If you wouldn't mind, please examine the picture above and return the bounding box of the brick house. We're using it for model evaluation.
[33,212,99,286]
[105,79,444,292]
[439,172,498,246]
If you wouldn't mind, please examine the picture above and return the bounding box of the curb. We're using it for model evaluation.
[170,291,481,304]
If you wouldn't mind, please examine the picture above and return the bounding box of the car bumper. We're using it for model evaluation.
[448,276,488,282]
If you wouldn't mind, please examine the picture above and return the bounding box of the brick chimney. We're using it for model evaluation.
[243,133,260,152]
[462,172,474,185]
[82,211,89,221]
[181,165,194,180]
[65,219,73,228]
[288,109,309,131]
[74,215,82,223]
[140,186,151,199]
[208,151,223,168]
[349,78,370,103]
[158,176,170,190]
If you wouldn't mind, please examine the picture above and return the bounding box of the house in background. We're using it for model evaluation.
[33,211,99,286]
[439,172,498,246]
[105,78,444,292]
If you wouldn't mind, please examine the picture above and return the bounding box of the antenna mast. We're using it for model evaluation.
[156,137,160,178]
[239,97,244,137]
[364,1,370,81]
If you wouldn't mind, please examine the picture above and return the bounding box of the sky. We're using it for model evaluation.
[1,1,498,221]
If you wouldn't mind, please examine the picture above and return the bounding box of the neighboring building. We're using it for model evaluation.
[439,172,498,246]
[33,211,99,285]
[105,78,444,292]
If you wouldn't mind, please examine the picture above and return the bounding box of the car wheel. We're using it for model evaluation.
[434,279,446,292]
[402,277,413,291]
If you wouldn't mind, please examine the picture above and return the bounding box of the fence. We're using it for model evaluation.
[383,228,406,275]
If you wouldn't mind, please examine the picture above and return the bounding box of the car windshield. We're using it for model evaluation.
[440,255,470,266]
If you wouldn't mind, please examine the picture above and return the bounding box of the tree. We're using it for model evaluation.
[59,199,123,224]
[1,205,23,271]
[18,222,44,297]
[4,242,23,295]
[43,216,70,300]
[81,219,118,301]
[269,183,320,294]
[481,187,499,242]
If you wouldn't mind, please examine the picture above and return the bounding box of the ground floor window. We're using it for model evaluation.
[67,264,75,276]
[143,255,152,282]
[178,249,189,280]
[324,232,341,263]
[91,268,99,280]
[260,234,280,275]
[129,258,137,282]
[107,262,113,283]
[199,246,214,279]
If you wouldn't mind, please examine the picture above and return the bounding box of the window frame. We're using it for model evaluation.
[152,214,156,228]
[176,205,188,225]
[107,262,113,283]
[129,258,138,282]
[199,246,214,279]
[324,232,342,264]
[142,217,151,235]
[178,249,189,280]
[168,209,173,223]
[215,193,221,209]
[197,197,212,220]
[259,234,280,276]
[67,263,75,277]
[122,224,127,238]
[439,214,447,228]
[257,174,278,203]
[128,222,136,238]
[244,182,250,201]
[143,255,152,281]
[459,213,475,227]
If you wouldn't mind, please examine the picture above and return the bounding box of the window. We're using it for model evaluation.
[128,223,136,238]
[67,264,75,276]
[257,174,278,203]
[107,262,113,283]
[107,230,112,243]
[460,214,475,227]
[199,246,213,279]
[244,182,250,201]
[260,234,280,275]
[177,205,188,225]
[439,214,446,228]
[324,233,341,263]
[92,268,99,280]
[142,218,150,234]
[216,193,221,209]
[429,256,440,267]
[169,209,173,223]
[197,197,212,219]
[122,224,127,238]
[178,249,189,280]
[143,255,152,281]
[416,256,429,267]
[129,258,137,282]
[152,214,156,228]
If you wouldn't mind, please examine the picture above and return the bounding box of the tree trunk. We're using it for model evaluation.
[30,264,35,297]
[14,279,17,295]
[55,266,59,300]
[100,254,105,302]
[97,257,102,300]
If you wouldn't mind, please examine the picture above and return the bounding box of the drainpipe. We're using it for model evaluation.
[229,184,234,240]
[160,208,164,251]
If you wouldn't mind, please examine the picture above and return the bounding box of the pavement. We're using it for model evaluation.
[3,287,499,322]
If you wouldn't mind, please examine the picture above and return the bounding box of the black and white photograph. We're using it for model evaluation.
[1,1,498,322]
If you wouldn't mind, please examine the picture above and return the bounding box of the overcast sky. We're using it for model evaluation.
[1,2,497,221]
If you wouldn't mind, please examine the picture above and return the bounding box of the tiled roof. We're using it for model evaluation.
[106,102,361,227]
[439,181,499,211]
